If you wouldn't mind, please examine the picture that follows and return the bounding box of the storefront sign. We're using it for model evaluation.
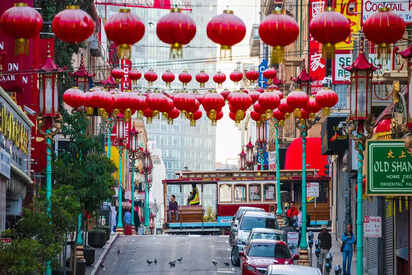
[321,115,349,155]
[0,148,10,179]
[120,58,131,91]
[308,0,326,83]
[367,140,412,195]
[258,59,268,88]
[0,238,11,245]
[287,231,299,247]
[0,103,30,154]
[362,0,412,23]
[364,216,382,238]
[94,0,192,10]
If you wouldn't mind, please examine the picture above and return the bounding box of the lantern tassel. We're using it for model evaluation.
[220,45,232,61]
[15,38,29,55]
[322,43,335,59]
[118,44,131,60]
[271,46,284,65]
[170,43,183,59]
[146,117,152,124]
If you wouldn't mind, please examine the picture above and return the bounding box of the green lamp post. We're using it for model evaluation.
[37,46,62,275]
[115,116,127,234]
[142,148,153,229]
[343,47,377,275]
[128,126,139,234]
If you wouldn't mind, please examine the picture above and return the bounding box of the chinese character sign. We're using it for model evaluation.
[309,0,326,82]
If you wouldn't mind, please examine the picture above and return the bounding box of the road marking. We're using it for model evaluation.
[217,270,237,273]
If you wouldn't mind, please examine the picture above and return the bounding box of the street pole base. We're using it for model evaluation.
[298,248,310,266]
[75,245,85,260]
[116,227,124,235]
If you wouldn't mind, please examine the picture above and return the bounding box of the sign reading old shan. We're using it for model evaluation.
[367,140,412,195]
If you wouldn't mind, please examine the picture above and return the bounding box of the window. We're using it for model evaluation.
[264,184,276,201]
[247,243,290,259]
[234,185,247,202]
[249,184,262,201]
[240,216,277,231]
[219,184,232,202]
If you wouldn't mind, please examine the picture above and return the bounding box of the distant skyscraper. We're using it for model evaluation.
[97,1,218,179]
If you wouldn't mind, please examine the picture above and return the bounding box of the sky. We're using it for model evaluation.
[215,0,260,163]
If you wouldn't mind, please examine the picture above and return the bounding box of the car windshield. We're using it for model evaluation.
[248,243,291,258]
[240,216,277,230]
[251,232,283,241]
[237,208,262,219]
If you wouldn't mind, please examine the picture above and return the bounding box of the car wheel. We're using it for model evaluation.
[231,246,240,266]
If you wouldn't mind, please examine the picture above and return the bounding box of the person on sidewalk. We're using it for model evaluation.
[317,225,332,273]
[342,224,355,275]
[286,201,299,227]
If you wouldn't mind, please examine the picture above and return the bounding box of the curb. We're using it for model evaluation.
[90,233,119,275]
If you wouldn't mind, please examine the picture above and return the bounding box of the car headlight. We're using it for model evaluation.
[246,265,256,272]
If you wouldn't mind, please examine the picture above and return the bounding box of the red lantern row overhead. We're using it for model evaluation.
[156,8,196,59]
[52,5,95,44]
[144,69,158,86]
[0,2,43,55]
[178,71,192,87]
[245,70,259,84]
[104,8,145,59]
[259,9,299,64]
[207,9,246,58]
[309,6,350,58]
[213,71,226,87]
[363,7,406,59]
[195,71,209,88]
[230,70,243,84]
[162,70,175,87]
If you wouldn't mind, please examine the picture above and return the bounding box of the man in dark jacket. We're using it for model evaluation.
[317,225,332,273]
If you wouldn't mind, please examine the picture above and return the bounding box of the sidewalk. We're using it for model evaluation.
[309,232,357,274]
[85,232,118,275]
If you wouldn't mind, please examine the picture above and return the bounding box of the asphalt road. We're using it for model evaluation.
[98,235,241,275]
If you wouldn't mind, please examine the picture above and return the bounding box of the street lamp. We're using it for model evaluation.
[343,45,377,275]
[36,44,62,275]
[128,126,139,234]
[115,116,127,234]
[246,140,254,170]
[142,148,153,229]
[239,148,246,170]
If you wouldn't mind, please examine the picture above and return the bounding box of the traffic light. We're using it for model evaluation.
[324,164,330,176]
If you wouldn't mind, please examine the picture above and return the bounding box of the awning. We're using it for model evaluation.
[284,137,328,177]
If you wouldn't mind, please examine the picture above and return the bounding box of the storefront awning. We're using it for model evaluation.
[284,137,328,177]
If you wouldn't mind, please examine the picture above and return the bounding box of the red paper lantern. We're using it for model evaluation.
[309,7,351,58]
[0,2,43,55]
[144,69,158,85]
[190,110,202,127]
[146,92,172,115]
[287,89,309,115]
[111,68,124,84]
[206,110,223,126]
[129,70,142,85]
[249,90,261,104]
[250,110,262,123]
[253,102,264,114]
[229,110,246,123]
[178,71,192,87]
[130,93,148,116]
[230,70,243,83]
[206,9,246,58]
[63,87,84,109]
[363,8,406,58]
[143,107,155,124]
[259,10,299,64]
[315,87,339,115]
[213,72,226,87]
[201,91,225,113]
[278,98,293,115]
[273,108,285,122]
[173,93,200,114]
[104,8,145,59]
[227,91,252,123]
[161,70,175,87]
[156,8,196,58]
[195,71,209,88]
[167,107,180,124]
[304,96,321,117]
[245,70,259,84]
[220,89,230,100]
[258,91,280,119]
[52,5,95,44]
[99,91,115,114]
[263,68,277,81]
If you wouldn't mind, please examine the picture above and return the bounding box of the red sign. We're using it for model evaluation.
[120,58,132,91]
[308,0,326,85]
[0,238,11,245]
[94,0,192,10]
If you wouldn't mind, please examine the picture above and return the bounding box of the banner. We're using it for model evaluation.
[362,0,412,24]
[334,0,361,50]
[94,0,192,10]
[309,0,326,84]
[120,58,131,91]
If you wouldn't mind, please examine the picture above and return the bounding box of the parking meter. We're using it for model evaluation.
[334,265,342,275]
[325,252,333,274]
[308,231,314,249]
[314,240,320,257]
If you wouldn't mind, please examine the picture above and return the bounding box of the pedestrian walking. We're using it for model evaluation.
[342,224,355,275]
[317,224,332,273]
[110,202,117,232]
[124,208,132,234]
[286,201,298,227]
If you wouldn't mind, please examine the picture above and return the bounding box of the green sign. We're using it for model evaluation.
[367,140,412,195]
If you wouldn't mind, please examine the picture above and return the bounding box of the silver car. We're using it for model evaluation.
[229,207,265,246]
[265,264,321,275]
[246,228,286,246]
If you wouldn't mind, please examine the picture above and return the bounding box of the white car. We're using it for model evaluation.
[265,264,321,275]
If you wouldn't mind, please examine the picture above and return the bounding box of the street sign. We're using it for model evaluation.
[258,59,268,88]
[367,140,412,195]
[307,182,319,198]
[364,216,382,238]
[0,238,11,246]
[287,232,299,247]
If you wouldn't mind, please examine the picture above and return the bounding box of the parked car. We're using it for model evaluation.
[246,228,286,246]
[229,207,265,246]
[231,212,278,266]
[240,239,298,275]
[265,264,321,275]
